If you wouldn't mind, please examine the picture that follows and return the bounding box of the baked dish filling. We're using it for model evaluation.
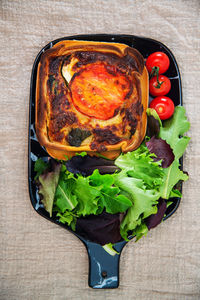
[36,40,148,159]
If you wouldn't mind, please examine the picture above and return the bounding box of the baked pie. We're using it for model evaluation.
[35,40,148,159]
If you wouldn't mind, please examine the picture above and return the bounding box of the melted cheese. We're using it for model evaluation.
[62,57,78,83]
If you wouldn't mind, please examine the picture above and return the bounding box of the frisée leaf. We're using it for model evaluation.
[114,145,164,240]
[115,144,164,190]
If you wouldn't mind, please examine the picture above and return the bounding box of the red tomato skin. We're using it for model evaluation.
[146,52,170,74]
[149,96,175,120]
[149,75,171,97]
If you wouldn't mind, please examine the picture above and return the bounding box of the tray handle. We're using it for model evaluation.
[84,240,127,288]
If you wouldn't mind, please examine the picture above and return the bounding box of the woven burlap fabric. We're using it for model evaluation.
[0,0,200,299]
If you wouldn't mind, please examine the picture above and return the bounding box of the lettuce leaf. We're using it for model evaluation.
[72,175,102,216]
[146,137,175,168]
[115,144,164,189]
[114,145,164,240]
[65,154,119,176]
[159,106,190,159]
[76,212,121,245]
[159,160,188,199]
[158,106,190,199]
[56,211,77,231]
[53,167,132,221]
[115,175,160,240]
[145,199,167,230]
[89,169,132,214]
[54,174,78,212]
[34,158,49,180]
[102,243,119,256]
[146,108,162,138]
[38,162,61,217]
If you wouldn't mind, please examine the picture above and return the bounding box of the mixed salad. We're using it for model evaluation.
[34,52,190,253]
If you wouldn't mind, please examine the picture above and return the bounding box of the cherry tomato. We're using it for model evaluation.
[149,96,175,120]
[149,75,171,96]
[146,52,170,74]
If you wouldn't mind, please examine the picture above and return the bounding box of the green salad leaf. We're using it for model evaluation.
[53,166,132,226]
[34,158,49,179]
[114,146,163,240]
[54,174,78,212]
[72,175,102,216]
[38,163,61,217]
[158,106,190,199]
[89,169,132,214]
[56,211,77,231]
[159,106,190,159]
[102,243,119,256]
[115,144,164,189]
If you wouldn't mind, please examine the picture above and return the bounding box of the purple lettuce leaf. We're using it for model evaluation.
[146,115,161,138]
[146,136,175,168]
[65,155,119,176]
[145,199,167,230]
[76,211,122,245]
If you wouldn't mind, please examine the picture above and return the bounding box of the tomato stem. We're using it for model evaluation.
[155,80,164,89]
[150,66,164,88]
[150,66,159,79]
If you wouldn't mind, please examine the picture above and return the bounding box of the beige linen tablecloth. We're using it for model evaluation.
[0,0,200,299]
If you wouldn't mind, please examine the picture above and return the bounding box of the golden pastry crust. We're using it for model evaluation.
[35,40,148,160]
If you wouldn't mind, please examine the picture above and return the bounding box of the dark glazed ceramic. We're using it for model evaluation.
[28,34,182,288]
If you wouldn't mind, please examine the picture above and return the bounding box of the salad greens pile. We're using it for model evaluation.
[34,106,190,246]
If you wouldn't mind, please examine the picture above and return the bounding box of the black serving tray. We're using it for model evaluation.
[28,34,182,289]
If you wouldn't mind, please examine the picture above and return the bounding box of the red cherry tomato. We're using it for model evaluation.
[146,52,170,74]
[149,75,171,97]
[149,96,175,120]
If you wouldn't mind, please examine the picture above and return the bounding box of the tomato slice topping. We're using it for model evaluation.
[70,63,131,120]
[149,96,175,120]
